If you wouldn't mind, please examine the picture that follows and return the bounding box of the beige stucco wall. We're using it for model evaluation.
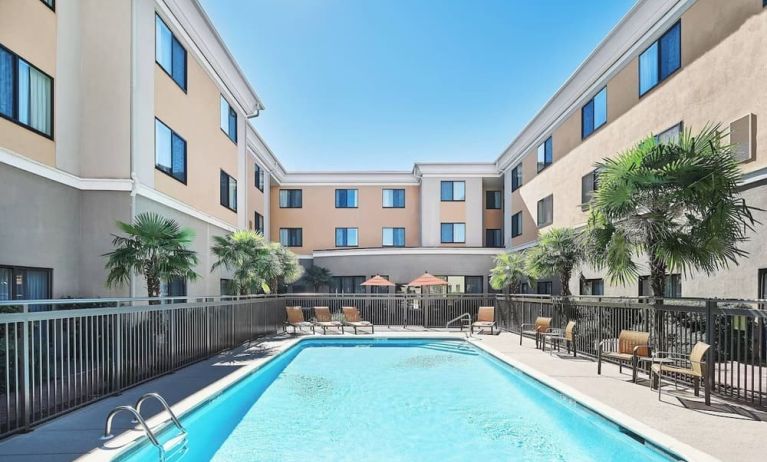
[246,155,266,229]
[269,185,421,255]
[154,52,240,226]
[0,0,56,166]
[512,1,767,242]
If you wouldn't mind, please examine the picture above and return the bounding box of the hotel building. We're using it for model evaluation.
[1,0,766,300]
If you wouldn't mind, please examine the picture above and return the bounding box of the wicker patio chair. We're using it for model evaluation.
[598,330,651,382]
[651,341,711,405]
[471,306,497,334]
[284,306,315,334]
[519,317,552,348]
[313,306,344,334]
[342,306,374,334]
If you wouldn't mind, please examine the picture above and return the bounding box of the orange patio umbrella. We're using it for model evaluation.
[361,275,395,287]
[406,272,448,287]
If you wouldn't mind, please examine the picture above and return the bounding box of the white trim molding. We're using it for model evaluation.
[312,247,504,258]
[133,183,237,232]
[0,148,133,191]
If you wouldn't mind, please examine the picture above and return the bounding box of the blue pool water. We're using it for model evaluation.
[118,338,678,462]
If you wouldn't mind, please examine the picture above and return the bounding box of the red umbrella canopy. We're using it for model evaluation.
[407,272,448,287]
[361,275,395,287]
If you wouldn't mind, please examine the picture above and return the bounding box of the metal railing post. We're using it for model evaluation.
[705,299,716,405]
[114,313,123,393]
[20,303,31,431]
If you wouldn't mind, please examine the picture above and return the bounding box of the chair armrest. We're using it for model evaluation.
[519,323,535,330]
[632,344,651,357]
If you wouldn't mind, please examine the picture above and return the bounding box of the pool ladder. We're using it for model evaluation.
[446,312,473,337]
[102,393,188,461]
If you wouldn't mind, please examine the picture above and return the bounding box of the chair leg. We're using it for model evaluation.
[693,377,700,397]
[598,355,602,375]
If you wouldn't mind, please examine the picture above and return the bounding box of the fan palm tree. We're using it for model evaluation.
[489,251,529,296]
[211,230,272,295]
[104,212,199,297]
[525,227,584,296]
[303,266,333,292]
[268,242,303,293]
[582,124,757,298]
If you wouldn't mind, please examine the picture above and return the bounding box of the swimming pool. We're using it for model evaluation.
[116,338,681,461]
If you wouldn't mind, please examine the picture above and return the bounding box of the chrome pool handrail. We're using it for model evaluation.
[133,393,186,434]
[102,406,162,450]
[445,312,472,329]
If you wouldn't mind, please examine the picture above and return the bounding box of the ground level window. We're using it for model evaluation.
[638,274,681,298]
[580,278,604,296]
[759,269,767,299]
[331,276,366,294]
[536,281,552,295]
[220,278,235,296]
[0,265,52,302]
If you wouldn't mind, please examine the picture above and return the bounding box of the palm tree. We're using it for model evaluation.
[582,124,756,298]
[211,230,272,295]
[303,266,333,292]
[268,242,303,293]
[489,251,528,296]
[104,212,199,297]
[525,227,584,296]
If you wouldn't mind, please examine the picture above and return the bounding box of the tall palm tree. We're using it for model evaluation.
[303,266,333,292]
[525,227,584,296]
[489,251,528,296]
[582,124,757,298]
[104,212,199,297]
[268,242,303,293]
[211,230,272,295]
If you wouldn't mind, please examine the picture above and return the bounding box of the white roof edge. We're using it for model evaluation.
[246,123,287,181]
[164,0,264,114]
[494,0,694,172]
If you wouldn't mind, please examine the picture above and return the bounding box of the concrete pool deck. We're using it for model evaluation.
[0,329,763,461]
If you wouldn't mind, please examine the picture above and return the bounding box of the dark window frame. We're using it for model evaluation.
[0,264,53,301]
[580,278,604,296]
[335,189,359,208]
[219,169,237,212]
[335,227,359,247]
[279,189,302,208]
[581,86,607,139]
[536,136,553,172]
[440,181,466,202]
[485,190,502,209]
[638,274,682,298]
[279,228,303,247]
[638,21,681,98]
[382,188,406,208]
[254,211,264,234]
[220,96,237,143]
[40,0,55,12]
[155,14,188,92]
[511,211,523,238]
[536,281,553,295]
[154,117,187,184]
[0,42,55,140]
[655,121,684,144]
[537,195,553,228]
[511,164,523,191]
[759,268,767,299]
[581,169,599,206]
[254,164,264,191]
[485,228,503,248]
[440,222,466,244]
[382,227,406,247]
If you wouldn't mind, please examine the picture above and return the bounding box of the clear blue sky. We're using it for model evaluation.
[200,0,635,171]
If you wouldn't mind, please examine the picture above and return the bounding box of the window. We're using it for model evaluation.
[370,275,391,294]
[580,278,604,296]
[40,0,55,9]
[581,170,599,205]
[335,189,358,208]
[220,279,235,296]
[519,282,529,294]
[155,118,187,183]
[582,87,607,139]
[383,227,405,247]
[485,229,503,248]
[254,212,264,234]
[536,137,553,172]
[441,223,466,243]
[537,195,553,227]
[330,276,366,294]
[730,114,755,163]
[465,276,483,294]
[254,164,265,191]
[440,181,465,201]
[511,164,523,191]
[155,15,186,91]
[220,96,237,143]
[161,276,187,297]
[440,276,483,294]
[639,274,682,298]
[655,122,683,144]
[335,227,359,247]
[0,265,52,301]
[639,22,680,96]
[537,281,552,295]
[279,189,302,208]
[759,269,767,299]
[0,44,53,137]
[511,212,523,238]
[220,170,237,211]
[382,188,405,208]
[486,191,502,209]
[279,228,302,247]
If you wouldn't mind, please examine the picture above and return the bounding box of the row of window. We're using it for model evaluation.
[509,21,683,192]
[278,187,502,209]
[0,44,54,138]
[518,275,682,297]
[278,227,408,248]
[319,275,484,294]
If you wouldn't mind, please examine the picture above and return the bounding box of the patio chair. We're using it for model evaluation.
[651,341,711,405]
[284,306,315,334]
[313,306,344,334]
[598,330,651,382]
[519,317,552,348]
[542,321,577,356]
[342,306,374,334]
[471,306,497,335]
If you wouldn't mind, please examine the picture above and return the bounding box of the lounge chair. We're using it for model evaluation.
[313,306,344,334]
[471,306,497,334]
[651,341,711,405]
[342,306,374,334]
[284,306,315,334]
[598,330,651,382]
[519,317,552,348]
[542,321,577,356]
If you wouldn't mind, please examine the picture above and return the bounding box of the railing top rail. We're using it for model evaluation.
[0,293,272,307]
